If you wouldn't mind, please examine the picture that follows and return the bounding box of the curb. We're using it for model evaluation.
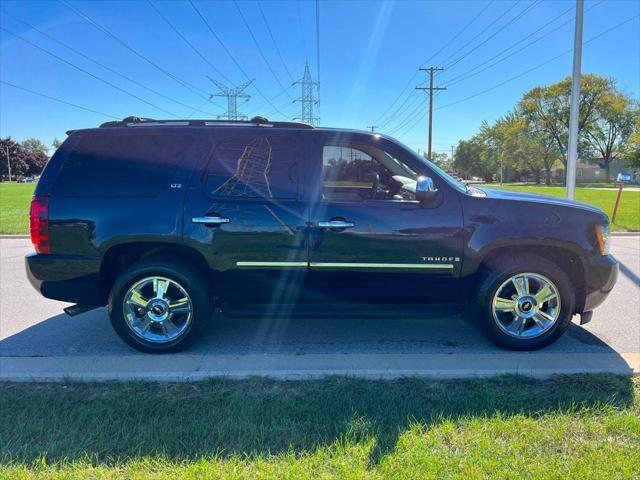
[0,234,29,239]
[1,352,637,382]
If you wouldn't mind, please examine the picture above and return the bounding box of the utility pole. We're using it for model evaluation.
[416,67,446,160]
[367,125,378,133]
[450,145,454,163]
[207,77,253,120]
[566,0,584,200]
[5,145,11,182]
[294,62,319,125]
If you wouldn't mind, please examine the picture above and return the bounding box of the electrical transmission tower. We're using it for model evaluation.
[293,62,319,126]
[367,125,378,132]
[207,77,254,120]
[416,67,446,160]
[212,137,273,198]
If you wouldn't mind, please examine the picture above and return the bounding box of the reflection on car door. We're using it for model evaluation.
[307,133,465,304]
[183,130,310,309]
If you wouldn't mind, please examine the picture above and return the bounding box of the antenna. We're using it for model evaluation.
[207,77,254,120]
[293,62,319,126]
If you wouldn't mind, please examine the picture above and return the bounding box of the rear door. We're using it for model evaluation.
[306,132,465,304]
[183,128,310,307]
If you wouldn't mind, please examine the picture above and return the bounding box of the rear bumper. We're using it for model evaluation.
[25,252,103,305]
[582,254,618,312]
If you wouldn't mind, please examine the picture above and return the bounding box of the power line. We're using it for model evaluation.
[188,0,288,118]
[386,92,431,136]
[146,0,234,86]
[256,0,294,83]
[422,0,495,67]
[233,0,293,100]
[60,0,211,100]
[374,0,494,126]
[443,0,603,88]
[439,0,523,68]
[444,0,542,70]
[2,8,222,116]
[296,0,309,61]
[394,13,632,138]
[1,80,118,119]
[436,13,640,111]
[379,89,421,128]
[443,3,576,86]
[391,91,446,139]
[0,26,179,117]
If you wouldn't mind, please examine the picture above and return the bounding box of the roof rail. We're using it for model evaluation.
[99,115,314,129]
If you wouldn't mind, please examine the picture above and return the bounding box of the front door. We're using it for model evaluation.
[183,129,310,308]
[307,133,465,305]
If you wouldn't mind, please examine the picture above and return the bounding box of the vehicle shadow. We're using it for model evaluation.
[0,305,627,355]
[0,373,635,464]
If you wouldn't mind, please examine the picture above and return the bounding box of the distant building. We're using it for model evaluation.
[552,158,637,183]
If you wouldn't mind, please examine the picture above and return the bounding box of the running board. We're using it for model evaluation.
[63,304,97,317]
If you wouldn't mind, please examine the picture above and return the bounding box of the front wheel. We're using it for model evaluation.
[108,259,211,353]
[474,254,575,350]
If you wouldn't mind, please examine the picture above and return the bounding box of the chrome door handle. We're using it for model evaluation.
[318,220,355,229]
[192,216,230,225]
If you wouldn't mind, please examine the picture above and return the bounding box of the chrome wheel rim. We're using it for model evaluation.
[123,276,193,343]
[491,273,561,339]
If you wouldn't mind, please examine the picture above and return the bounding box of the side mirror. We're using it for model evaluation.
[415,176,438,202]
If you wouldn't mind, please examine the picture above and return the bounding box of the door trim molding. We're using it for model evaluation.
[309,262,454,269]
[236,261,307,268]
[236,261,455,270]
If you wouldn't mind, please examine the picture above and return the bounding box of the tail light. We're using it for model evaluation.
[30,195,50,254]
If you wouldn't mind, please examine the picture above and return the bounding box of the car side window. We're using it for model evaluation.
[205,134,301,199]
[322,145,412,202]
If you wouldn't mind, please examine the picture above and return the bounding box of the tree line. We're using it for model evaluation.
[451,74,639,184]
[0,137,61,180]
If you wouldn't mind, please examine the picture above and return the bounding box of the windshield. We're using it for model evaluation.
[405,149,468,193]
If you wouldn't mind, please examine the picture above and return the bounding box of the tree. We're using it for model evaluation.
[623,116,640,168]
[583,93,638,182]
[519,74,614,173]
[430,152,451,170]
[0,137,48,179]
[453,135,495,181]
[52,138,62,150]
[488,111,560,184]
[21,138,49,155]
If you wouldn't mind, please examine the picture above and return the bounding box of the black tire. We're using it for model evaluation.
[473,254,575,350]
[108,258,211,353]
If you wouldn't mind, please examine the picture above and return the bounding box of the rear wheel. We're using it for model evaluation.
[108,259,211,353]
[474,254,575,350]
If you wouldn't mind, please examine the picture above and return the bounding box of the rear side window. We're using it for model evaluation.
[205,134,301,199]
[52,133,193,197]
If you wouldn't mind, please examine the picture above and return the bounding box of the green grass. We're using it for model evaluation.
[0,183,35,234]
[484,183,639,232]
[1,375,639,479]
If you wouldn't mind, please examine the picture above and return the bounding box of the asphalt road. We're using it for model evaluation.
[1,236,638,379]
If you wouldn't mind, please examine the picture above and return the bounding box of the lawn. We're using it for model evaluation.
[1,375,639,479]
[484,183,639,232]
[0,183,35,235]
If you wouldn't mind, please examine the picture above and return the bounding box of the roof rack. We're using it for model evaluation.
[99,115,314,129]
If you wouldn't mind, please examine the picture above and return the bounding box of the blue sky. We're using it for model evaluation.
[1,0,638,154]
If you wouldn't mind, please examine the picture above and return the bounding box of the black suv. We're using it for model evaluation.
[26,116,618,353]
